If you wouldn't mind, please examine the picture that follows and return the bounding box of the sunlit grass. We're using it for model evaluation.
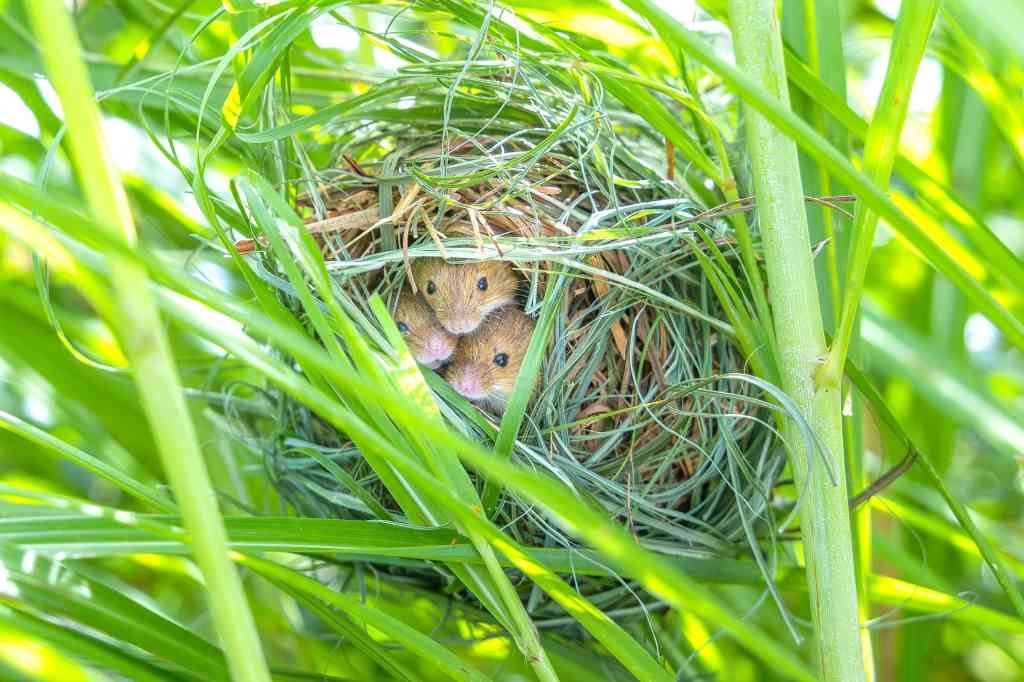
[0,1,1021,681]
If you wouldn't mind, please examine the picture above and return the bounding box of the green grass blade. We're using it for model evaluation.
[243,555,493,682]
[781,50,1024,293]
[485,269,567,511]
[725,0,863,679]
[844,353,1024,618]
[945,0,1024,64]
[0,512,769,582]
[861,309,1024,457]
[21,2,272,680]
[821,0,940,388]
[0,546,228,680]
[0,410,176,513]
[871,497,1024,578]
[0,608,178,682]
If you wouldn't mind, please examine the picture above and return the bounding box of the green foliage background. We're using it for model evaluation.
[0,0,1021,680]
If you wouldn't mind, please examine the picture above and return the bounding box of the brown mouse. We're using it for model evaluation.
[393,289,457,369]
[410,258,519,335]
[444,307,536,411]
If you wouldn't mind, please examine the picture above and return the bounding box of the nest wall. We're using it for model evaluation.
[209,22,786,621]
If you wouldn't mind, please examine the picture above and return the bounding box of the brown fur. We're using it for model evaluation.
[444,307,536,411]
[394,289,457,368]
[410,258,520,335]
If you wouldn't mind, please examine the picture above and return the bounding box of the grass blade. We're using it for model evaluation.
[0,410,175,513]
[21,3,271,680]
[820,0,941,388]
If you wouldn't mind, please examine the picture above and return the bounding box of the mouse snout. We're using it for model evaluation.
[419,332,456,368]
[442,306,481,336]
[449,368,487,401]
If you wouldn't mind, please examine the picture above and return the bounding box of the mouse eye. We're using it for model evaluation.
[476,276,488,292]
[396,321,409,333]
[493,352,509,368]
[426,280,436,295]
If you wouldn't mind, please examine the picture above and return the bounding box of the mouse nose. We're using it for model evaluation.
[450,371,486,401]
[422,333,455,364]
[444,308,479,335]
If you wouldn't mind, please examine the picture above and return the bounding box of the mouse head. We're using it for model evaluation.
[445,307,536,411]
[411,258,519,335]
[393,289,457,369]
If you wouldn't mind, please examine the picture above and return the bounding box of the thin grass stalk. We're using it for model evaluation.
[819,0,940,386]
[846,354,1024,619]
[23,3,272,681]
[726,1,865,680]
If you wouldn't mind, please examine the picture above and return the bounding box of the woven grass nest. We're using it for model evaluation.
[225,49,787,621]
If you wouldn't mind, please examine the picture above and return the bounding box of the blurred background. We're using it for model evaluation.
[0,0,1021,680]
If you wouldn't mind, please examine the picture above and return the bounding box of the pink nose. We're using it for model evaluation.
[425,334,454,361]
[418,334,454,368]
[444,315,478,336]
[450,373,486,400]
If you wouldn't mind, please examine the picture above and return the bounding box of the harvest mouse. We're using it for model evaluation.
[393,289,457,369]
[411,258,519,335]
[445,307,536,411]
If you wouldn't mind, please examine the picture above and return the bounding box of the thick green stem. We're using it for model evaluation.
[727,1,865,680]
[784,0,875,675]
[819,0,941,389]
[25,3,272,681]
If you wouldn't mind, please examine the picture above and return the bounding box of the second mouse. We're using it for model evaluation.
[393,289,457,369]
[444,307,536,411]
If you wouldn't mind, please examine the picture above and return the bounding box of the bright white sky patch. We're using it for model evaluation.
[910,57,942,114]
[22,392,52,425]
[373,46,404,69]
[860,53,941,119]
[651,0,697,23]
[875,0,901,20]
[311,14,360,52]
[0,156,35,182]
[965,313,999,354]
[0,563,18,598]
[103,118,144,171]
[0,83,39,137]
[34,76,63,119]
